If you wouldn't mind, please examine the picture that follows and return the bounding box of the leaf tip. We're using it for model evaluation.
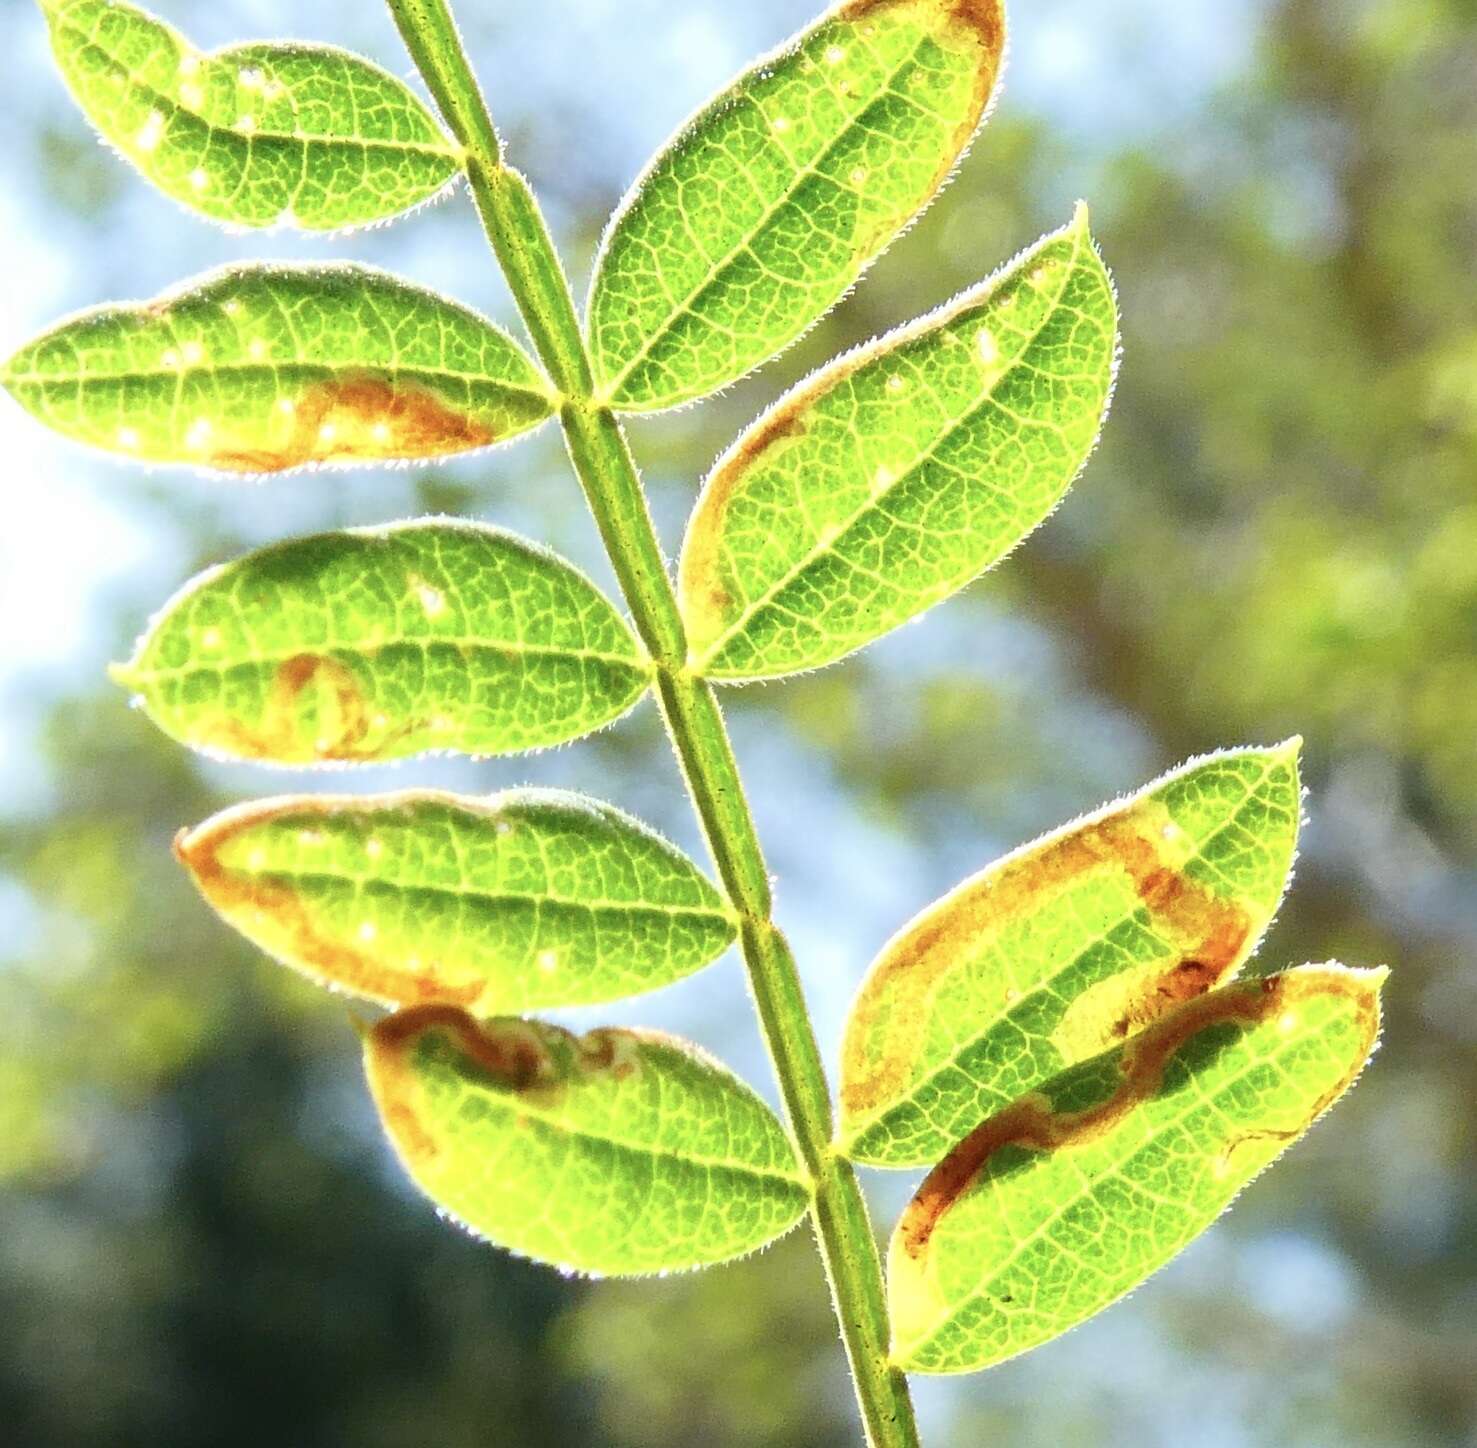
[1273,733,1305,764]
[919,0,1007,56]
[1332,960,1390,995]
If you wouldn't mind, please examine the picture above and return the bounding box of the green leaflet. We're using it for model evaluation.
[0,263,553,474]
[587,0,1006,412]
[177,789,735,1011]
[889,964,1386,1373]
[838,744,1302,1167]
[112,520,651,764]
[41,0,460,230]
[679,208,1118,679]
[366,1006,810,1274]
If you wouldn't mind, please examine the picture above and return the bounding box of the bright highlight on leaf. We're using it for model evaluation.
[888,964,1386,1374]
[587,0,1007,412]
[177,789,736,1012]
[41,0,461,230]
[365,1005,810,1274]
[111,520,651,764]
[838,744,1303,1167]
[679,208,1117,680]
[0,263,553,474]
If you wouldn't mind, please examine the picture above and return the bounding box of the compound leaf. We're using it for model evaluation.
[177,789,735,1011]
[588,0,1006,412]
[889,964,1386,1373]
[680,208,1117,679]
[41,0,460,230]
[839,744,1303,1167]
[366,1006,809,1274]
[112,520,651,764]
[1,263,553,473]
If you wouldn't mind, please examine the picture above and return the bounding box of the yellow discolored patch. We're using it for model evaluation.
[839,0,1006,163]
[186,652,386,762]
[205,375,496,474]
[576,1027,643,1083]
[841,0,1006,53]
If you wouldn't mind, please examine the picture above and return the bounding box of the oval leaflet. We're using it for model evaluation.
[112,520,652,764]
[838,744,1304,1167]
[41,0,461,230]
[680,208,1118,680]
[366,1006,810,1275]
[0,263,553,473]
[177,789,736,1012]
[588,0,1007,411]
[888,964,1386,1373]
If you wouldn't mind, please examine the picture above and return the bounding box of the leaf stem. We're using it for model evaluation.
[384,2,920,1442]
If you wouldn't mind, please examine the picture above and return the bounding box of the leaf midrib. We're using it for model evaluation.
[233,866,733,929]
[132,633,650,681]
[695,230,1088,670]
[2,360,549,407]
[468,1079,807,1191]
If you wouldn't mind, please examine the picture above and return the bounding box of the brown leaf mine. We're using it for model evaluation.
[842,808,1253,1121]
[187,652,391,763]
[896,967,1383,1261]
[175,802,486,1009]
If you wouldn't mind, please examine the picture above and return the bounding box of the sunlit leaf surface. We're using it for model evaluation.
[177,789,735,1011]
[1,263,553,473]
[889,964,1385,1373]
[112,520,651,764]
[41,0,460,229]
[839,745,1302,1166]
[588,0,1006,411]
[680,209,1117,679]
[366,1006,810,1274]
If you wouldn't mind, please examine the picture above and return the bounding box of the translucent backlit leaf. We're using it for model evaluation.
[366,1006,810,1274]
[889,964,1386,1373]
[177,789,735,1011]
[41,0,460,230]
[588,0,1006,411]
[839,744,1303,1167]
[679,209,1117,679]
[112,520,651,764]
[0,263,553,473]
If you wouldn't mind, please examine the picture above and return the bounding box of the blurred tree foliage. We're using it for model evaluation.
[1,1,1474,1445]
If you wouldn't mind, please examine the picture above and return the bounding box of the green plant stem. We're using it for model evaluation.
[384,2,920,1443]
